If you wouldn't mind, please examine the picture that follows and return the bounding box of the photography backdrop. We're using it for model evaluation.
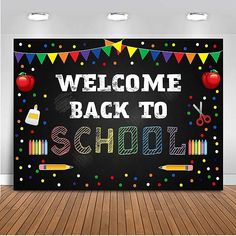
[14,39,223,190]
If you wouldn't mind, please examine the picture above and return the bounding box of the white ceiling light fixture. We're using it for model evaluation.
[107,12,128,21]
[28,13,49,21]
[187,12,208,21]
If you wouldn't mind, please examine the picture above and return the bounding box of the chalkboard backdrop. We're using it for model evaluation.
[14,39,223,190]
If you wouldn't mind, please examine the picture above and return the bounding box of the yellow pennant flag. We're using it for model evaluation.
[198,53,209,64]
[127,46,137,57]
[104,40,114,46]
[186,53,196,64]
[48,53,57,64]
[113,41,122,52]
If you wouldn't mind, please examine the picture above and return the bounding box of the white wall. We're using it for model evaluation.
[1,34,236,184]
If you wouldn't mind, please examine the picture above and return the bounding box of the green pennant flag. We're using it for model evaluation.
[139,48,149,60]
[102,46,112,56]
[37,53,47,64]
[210,51,221,63]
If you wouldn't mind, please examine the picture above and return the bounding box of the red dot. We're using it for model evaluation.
[157,182,162,187]
[212,182,216,186]
[30,130,35,134]
[97,182,101,186]
[110,176,114,180]
[213,44,217,49]
[188,96,193,100]
[41,159,45,163]
[200,133,204,138]
[102,62,106,67]
[190,160,194,164]
[19,108,23,113]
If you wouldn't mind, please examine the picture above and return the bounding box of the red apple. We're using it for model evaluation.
[201,69,221,89]
[16,72,35,92]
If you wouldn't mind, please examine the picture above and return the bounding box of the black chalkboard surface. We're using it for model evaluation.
[14,39,223,190]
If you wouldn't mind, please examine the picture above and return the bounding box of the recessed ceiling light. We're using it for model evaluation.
[187,12,208,21]
[107,13,128,21]
[28,13,49,21]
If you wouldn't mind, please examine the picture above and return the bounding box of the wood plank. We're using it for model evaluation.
[100,191,110,235]
[109,191,118,235]
[117,191,126,235]
[124,191,135,235]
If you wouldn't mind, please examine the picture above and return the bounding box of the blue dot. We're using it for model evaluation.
[92,61,96,65]
[15,134,19,138]
[32,158,36,162]
[43,121,47,125]
[22,99,26,103]
[73,181,76,186]
[83,42,87,47]
[209,65,212,69]
[133,177,138,181]
[172,173,176,177]
[187,104,191,108]
[214,158,218,162]
[212,96,216,101]
[189,121,193,126]
[45,107,49,111]
[213,125,217,130]
[29,176,32,179]
[44,44,48,48]
[184,47,187,51]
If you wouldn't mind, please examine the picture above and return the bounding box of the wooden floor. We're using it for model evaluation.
[0,186,236,235]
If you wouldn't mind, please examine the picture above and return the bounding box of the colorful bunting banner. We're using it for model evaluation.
[48,53,57,64]
[150,50,160,61]
[162,51,172,62]
[92,48,101,59]
[59,52,69,63]
[139,48,149,60]
[102,46,112,56]
[70,52,79,63]
[81,50,90,61]
[26,53,35,64]
[198,53,209,64]
[174,52,184,63]
[210,51,221,63]
[15,52,24,63]
[186,53,196,64]
[36,53,47,64]
[127,46,137,57]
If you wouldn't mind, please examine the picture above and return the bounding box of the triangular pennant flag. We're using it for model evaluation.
[139,48,149,60]
[186,53,196,64]
[15,52,24,63]
[70,51,79,62]
[102,46,112,56]
[104,40,114,46]
[26,53,35,64]
[92,48,101,59]
[48,53,57,64]
[127,46,137,57]
[210,51,221,63]
[162,51,172,62]
[117,45,126,55]
[113,41,122,52]
[198,53,209,64]
[174,52,184,63]
[36,53,47,64]
[150,50,160,61]
[59,52,69,63]
[81,50,90,61]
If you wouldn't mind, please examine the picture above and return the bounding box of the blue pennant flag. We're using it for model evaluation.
[150,50,160,61]
[26,53,35,64]
[92,48,101,59]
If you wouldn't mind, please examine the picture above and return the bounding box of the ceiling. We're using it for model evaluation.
[1,0,236,35]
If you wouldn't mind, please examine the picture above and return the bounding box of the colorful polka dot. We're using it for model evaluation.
[179,183,183,187]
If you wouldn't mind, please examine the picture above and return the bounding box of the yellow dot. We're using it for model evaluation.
[133,184,137,188]
[124,173,128,177]
[202,159,206,163]
[190,179,194,183]
[204,128,208,132]
[17,120,21,124]
[53,173,56,177]
[41,179,45,183]
[179,183,183,187]
[149,173,153,177]
[172,43,176,47]
[43,94,47,98]
[113,61,117,65]
[15,156,19,161]
[216,90,219,94]
[28,44,31,48]
[198,66,202,70]
[19,166,23,170]
[73,45,76,49]
[20,127,24,131]
[85,183,89,187]
[197,170,201,174]
[80,62,84,66]
[213,105,217,109]
[205,44,208,48]
[215,142,219,146]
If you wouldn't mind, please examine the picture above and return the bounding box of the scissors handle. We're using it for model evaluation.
[196,116,204,126]
[202,114,211,124]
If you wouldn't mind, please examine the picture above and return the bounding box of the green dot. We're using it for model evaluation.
[35,169,39,174]
[207,175,211,179]
[33,93,37,97]
[164,178,168,182]
[51,43,55,47]
[118,183,123,188]
[215,113,218,117]
[164,42,168,47]
[94,175,99,180]
[19,148,23,152]
[187,111,191,115]
[155,62,159,66]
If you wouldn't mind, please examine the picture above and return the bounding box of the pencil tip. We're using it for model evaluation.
[70,166,74,169]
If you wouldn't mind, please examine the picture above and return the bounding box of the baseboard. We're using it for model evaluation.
[1,174,236,185]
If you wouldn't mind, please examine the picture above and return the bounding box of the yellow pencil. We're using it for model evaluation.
[159,165,193,171]
[191,140,194,155]
[198,140,201,155]
[32,140,35,155]
[39,164,74,171]
[38,140,41,155]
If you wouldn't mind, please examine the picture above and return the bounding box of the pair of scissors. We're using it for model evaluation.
[193,101,211,126]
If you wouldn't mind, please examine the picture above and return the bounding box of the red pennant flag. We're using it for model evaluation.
[117,45,126,55]
[70,51,79,62]
[174,52,184,63]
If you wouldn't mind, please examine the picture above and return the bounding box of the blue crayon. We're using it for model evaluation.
[204,140,208,155]
[44,140,48,155]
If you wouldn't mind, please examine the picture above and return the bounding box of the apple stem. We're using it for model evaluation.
[211,69,218,73]
[19,72,26,76]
